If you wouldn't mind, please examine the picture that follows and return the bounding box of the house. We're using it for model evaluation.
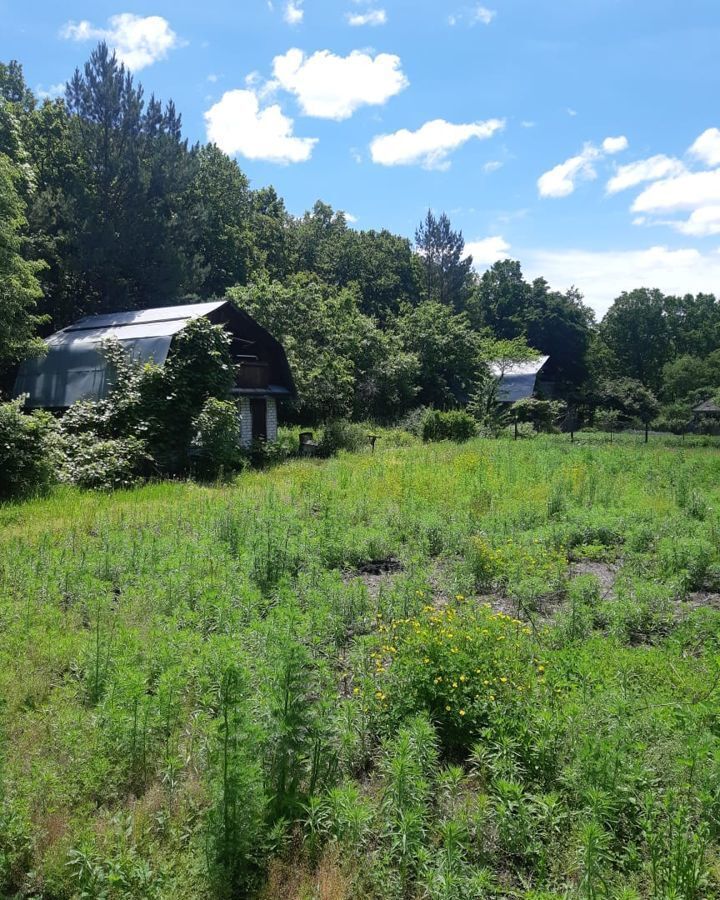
[13,300,295,447]
[490,355,551,403]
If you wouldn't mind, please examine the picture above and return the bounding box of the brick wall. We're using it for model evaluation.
[238,396,252,447]
[266,397,278,442]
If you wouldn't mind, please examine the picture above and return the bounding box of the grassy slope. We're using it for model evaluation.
[1,436,720,898]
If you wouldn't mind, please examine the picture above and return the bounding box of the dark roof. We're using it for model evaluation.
[14,300,295,408]
[693,399,720,414]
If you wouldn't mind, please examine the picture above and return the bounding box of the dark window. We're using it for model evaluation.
[250,399,267,441]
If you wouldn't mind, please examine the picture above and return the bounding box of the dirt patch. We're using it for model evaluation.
[680,591,720,614]
[569,559,620,599]
[345,557,404,603]
[356,558,403,576]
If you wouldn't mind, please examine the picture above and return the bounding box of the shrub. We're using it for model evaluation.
[0,397,57,500]
[421,410,476,443]
[367,600,540,756]
[190,398,244,480]
[317,420,368,457]
[58,434,149,491]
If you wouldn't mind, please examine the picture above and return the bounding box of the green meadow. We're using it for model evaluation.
[2,434,720,898]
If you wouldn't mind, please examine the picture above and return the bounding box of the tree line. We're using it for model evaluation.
[2,44,720,431]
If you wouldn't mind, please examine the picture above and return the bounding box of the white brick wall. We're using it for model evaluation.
[238,396,253,448]
[266,397,278,442]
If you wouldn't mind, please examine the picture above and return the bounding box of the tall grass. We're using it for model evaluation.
[0,436,720,897]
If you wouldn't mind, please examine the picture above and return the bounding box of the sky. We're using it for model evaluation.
[4,0,720,318]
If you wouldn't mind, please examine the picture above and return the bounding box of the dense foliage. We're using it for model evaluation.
[6,46,720,437]
[0,395,56,498]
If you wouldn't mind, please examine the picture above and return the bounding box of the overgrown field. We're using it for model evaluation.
[2,436,720,899]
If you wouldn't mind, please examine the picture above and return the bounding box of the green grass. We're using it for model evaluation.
[2,435,720,898]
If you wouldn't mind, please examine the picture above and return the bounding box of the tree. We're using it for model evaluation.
[352,229,420,321]
[415,210,473,311]
[231,275,410,423]
[396,301,481,408]
[469,260,594,389]
[0,151,45,378]
[183,144,255,297]
[599,378,660,443]
[599,289,673,391]
[468,336,539,421]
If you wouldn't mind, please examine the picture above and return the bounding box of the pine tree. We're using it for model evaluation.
[414,210,473,311]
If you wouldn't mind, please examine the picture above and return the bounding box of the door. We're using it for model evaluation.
[250,398,267,441]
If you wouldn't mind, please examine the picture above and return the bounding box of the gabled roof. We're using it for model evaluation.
[14,300,295,409]
[693,399,720,414]
[490,355,550,403]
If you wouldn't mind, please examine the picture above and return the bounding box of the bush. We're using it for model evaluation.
[317,420,369,457]
[367,600,540,756]
[0,397,57,500]
[190,398,244,480]
[59,433,149,491]
[421,410,476,443]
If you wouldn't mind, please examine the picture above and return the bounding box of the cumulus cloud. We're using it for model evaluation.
[602,135,629,154]
[347,8,387,25]
[632,169,720,214]
[538,136,628,198]
[60,14,182,71]
[606,155,686,194]
[370,118,505,169]
[671,206,720,237]
[284,0,304,24]
[466,236,511,265]
[522,245,720,318]
[538,144,601,198]
[688,127,720,167]
[272,48,408,120]
[483,160,503,173]
[204,89,317,163]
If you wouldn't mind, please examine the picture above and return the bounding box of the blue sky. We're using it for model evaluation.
[4,0,720,317]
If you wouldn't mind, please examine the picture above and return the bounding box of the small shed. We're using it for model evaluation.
[693,399,720,417]
[13,300,295,447]
[490,356,551,403]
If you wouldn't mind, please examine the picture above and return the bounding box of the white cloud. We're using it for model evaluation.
[483,160,503,173]
[449,5,496,26]
[688,127,720,167]
[36,82,65,100]
[537,143,601,198]
[602,135,629,154]
[370,118,505,169]
[60,14,181,71]
[347,8,387,25]
[472,6,496,24]
[522,245,720,318]
[606,154,686,194]
[466,235,510,265]
[632,169,720,213]
[272,48,408,120]
[204,89,317,164]
[672,206,720,237]
[566,108,578,117]
[284,0,304,24]
[538,135,628,198]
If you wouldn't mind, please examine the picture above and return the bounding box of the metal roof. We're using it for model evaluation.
[490,355,550,403]
[694,399,720,414]
[14,301,228,409]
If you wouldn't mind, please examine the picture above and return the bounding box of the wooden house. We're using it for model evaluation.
[13,300,295,446]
